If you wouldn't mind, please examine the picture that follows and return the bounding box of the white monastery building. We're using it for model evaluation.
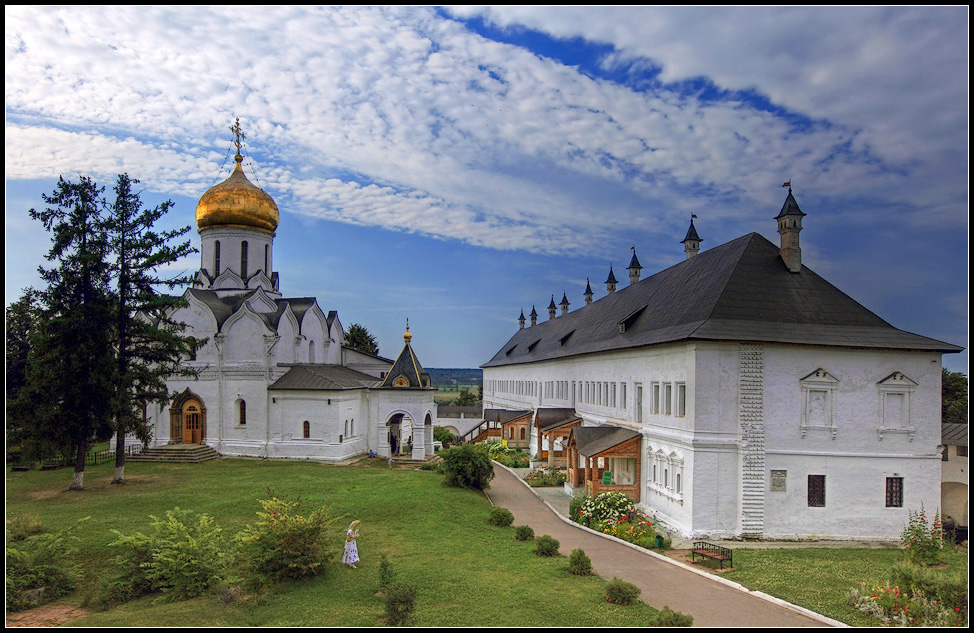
[482,189,963,541]
[143,128,436,461]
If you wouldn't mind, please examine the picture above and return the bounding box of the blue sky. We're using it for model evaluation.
[5,6,968,372]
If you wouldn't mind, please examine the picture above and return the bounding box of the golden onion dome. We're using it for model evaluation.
[195,154,279,233]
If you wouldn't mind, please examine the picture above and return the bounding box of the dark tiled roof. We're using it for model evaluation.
[572,425,641,456]
[536,407,579,431]
[775,190,806,219]
[942,423,968,446]
[628,250,642,270]
[483,233,962,368]
[379,341,432,389]
[269,364,378,390]
[483,408,532,424]
[186,289,326,335]
[682,219,702,243]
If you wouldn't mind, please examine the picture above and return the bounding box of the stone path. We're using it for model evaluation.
[485,464,839,627]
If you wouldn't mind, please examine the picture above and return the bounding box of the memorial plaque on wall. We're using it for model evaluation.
[770,469,787,491]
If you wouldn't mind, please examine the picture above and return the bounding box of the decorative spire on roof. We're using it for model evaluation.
[518,309,526,330]
[605,264,618,294]
[560,291,570,316]
[380,319,431,389]
[628,247,642,285]
[775,184,805,273]
[529,304,538,326]
[584,278,594,305]
[547,294,557,320]
[682,214,703,259]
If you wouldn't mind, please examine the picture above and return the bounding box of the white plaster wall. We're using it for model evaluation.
[761,346,942,539]
[199,226,273,281]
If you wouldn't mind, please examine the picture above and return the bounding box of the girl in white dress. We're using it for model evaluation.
[343,520,361,568]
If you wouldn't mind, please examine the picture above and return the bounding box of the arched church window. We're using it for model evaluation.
[303,420,310,439]
[309,340,316,363]
[239,400,246,426]
[241,241,248,279]
[214,240,221,274]
[520,428,526,440]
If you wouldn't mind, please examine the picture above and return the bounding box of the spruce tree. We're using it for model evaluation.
[104,174,196,484]
[25,176,117,490]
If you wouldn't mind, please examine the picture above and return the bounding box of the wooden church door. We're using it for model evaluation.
[183,401,202,444]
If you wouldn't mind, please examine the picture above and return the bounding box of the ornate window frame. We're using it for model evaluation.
[876,372,918,441]
[800,369,839,439]
[646,445,685,504]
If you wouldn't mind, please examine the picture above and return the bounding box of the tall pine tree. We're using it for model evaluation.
[105,174,196,484]
[24,177,117,490]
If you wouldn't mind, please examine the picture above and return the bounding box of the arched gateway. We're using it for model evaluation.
[169,390,207,445]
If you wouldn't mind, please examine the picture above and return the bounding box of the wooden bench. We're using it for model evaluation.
[691,541,733,569]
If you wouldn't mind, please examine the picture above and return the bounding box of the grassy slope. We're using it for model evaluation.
[6,458,660,627]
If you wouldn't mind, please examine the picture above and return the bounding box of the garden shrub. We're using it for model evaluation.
[901,506,946,566]
[569,495,591,525]
[433,426,458,448]
[385,583,417,626]
[889,561,968,615]
[567,548,592,576]
[378,554,396,591]
[652,605,693,626]
[440,443,494,490]
[488,506,515,527]
[237,496,336,585]
[514,525,535,541]
[535,535,560,557]
[524,467,566,487]
[5,517,87,612]
[848,580,968,627]
[604,578,641,606]
[110,508,235,602]
[576,492,635,526]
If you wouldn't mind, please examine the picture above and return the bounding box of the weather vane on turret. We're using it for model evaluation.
[230,117,246,158]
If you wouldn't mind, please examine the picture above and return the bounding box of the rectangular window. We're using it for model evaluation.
[676,383,686,416]
[807,389,830,426]
[621,383,627,410]
[885,477,904,508]
[652,383,660,414]
[664,383,672,415]
[958,445,968,457]
[807,475,826,507]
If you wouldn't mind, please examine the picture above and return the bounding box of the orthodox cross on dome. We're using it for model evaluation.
[230,117,247,158]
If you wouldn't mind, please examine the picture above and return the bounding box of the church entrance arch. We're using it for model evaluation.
[170,390,206,445]
[385,412,415,456]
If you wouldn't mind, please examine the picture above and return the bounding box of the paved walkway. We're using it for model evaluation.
[486,464,840,627]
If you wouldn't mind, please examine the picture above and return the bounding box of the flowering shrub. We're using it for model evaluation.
[576,492,635,527]
[524,467,566,487]
[848,581,968,627]
[901,506,946,566]
[485,441,531,468]
[596,510,656,545]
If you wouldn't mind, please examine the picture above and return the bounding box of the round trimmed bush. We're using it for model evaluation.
[567,548,592,576]
[604,578,641,605]
[652,605,693,627]
[514,525,535,541]
[487,507,514,527]
[534,535,560,557]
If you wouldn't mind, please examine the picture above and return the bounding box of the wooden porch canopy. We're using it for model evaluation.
[535,408,581,465]
[567,425,642,502]
[463,409,531,444]
[488,408,533,448]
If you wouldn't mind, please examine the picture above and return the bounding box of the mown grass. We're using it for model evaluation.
[6,458,661,627]
[722,546,969,626]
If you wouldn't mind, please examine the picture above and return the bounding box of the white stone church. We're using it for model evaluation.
[482,190,962,541]
[140,142,437,461]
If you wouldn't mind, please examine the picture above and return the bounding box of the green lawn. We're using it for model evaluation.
[6,458,661,626]
[722,546,968,626]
